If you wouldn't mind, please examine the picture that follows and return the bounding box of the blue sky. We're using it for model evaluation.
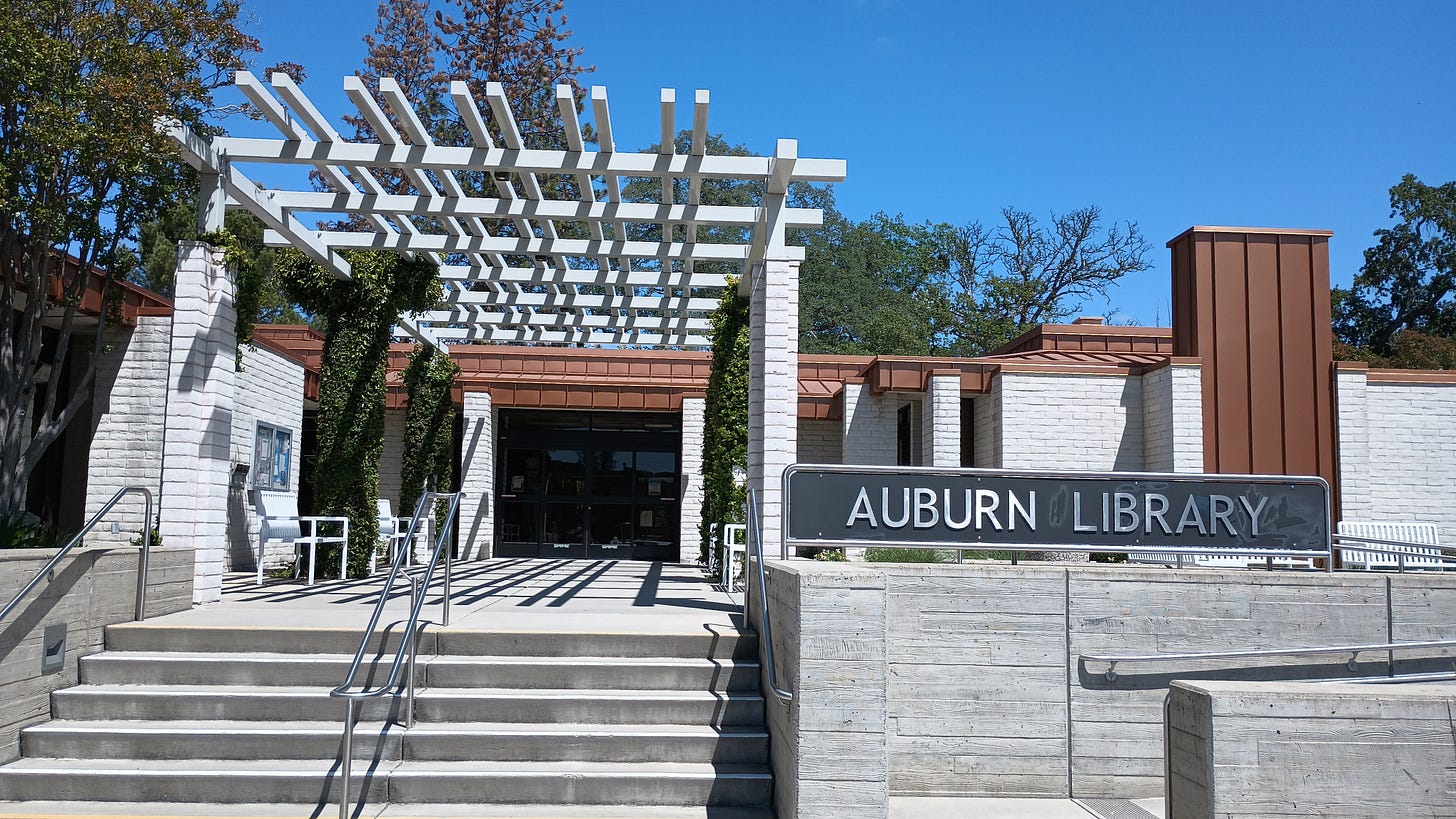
[231,0,1456,326]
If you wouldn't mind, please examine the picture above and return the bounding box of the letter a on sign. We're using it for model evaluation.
[847,487,878,528]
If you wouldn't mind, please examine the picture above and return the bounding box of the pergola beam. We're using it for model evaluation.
[442,289,719,312]
[209,137,848,182]
[264,230,804,261]
[435,265,728,288]
[426,325,711,347]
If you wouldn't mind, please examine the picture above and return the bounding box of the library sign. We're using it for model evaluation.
[785,466,1331,554]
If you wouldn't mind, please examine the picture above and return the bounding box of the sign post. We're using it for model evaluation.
[783,465,1332,567]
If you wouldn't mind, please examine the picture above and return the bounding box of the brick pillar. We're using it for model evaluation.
[679,395,706,564]
[843,381,893,465]
[458,391,494,560]
[159,242,236,605]
[1334,364,1370,523]
[922,371,961,467]
[747,260,798,558]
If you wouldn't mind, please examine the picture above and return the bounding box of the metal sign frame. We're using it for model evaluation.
[780,464,1334,569]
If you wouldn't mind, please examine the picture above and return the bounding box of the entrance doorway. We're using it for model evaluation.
[494,410,682,562]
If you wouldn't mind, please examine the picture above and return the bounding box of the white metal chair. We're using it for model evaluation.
[1337,521,1445,570]
[721,522,747,591]
[255,489,350,586]
[373,499,413,573]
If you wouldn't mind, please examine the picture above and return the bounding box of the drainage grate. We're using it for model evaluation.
[1077,798,1161,819]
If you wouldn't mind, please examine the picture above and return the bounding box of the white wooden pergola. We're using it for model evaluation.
[168,72,847,350]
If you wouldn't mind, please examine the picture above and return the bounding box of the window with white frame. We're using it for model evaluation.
[253,422,293,490]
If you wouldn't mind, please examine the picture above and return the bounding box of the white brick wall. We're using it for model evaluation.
[227,343,305,573]
[842,383,900,466]
[159,242,236,605]
[679,397,706,564]
[83,314,171,548]
[377,408,408,511]
[1335,370,1370,523]
[998,372,1144,471]
[1142,363,1204,473]
[923,373,961,467]
[747,260,798,552]
[458,391,494,560]
[1337,374,1456,544]
[971,381,1002,468]
[797,418,843,464]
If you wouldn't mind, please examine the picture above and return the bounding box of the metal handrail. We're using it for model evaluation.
[329,490,461,819]
[0,486,153,624]
[745,489,792,703]
[1084,638,1456,681]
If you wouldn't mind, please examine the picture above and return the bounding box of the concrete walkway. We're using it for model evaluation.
[142,559,746,635]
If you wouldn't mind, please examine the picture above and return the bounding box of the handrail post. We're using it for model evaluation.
[339,698,355,819]
[133,489,153,621]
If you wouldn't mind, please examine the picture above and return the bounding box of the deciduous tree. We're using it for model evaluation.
[1333,174,1456,356]
[0,0,257,517]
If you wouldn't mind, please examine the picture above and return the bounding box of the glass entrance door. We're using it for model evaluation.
[493,411,684,562]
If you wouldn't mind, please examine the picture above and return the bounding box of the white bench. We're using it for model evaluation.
[255,489,350,586]
[1128,550,1314,570]
[1337,521,1446,570]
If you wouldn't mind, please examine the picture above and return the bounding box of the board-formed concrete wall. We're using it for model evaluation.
[226,342,305,573]
[755,560,1456,814]
[1335,368,1456,544]
[1168,679,1456,818]
[0,545,193,763]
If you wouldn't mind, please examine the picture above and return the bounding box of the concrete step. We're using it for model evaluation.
[401,723,768,764]
[103,625,759,661]
[80,652,761,693]
[423,657,762,692]
[20,720,768,765]
[384,760,772,806]
[412,689,765,727]
[0,802,775,818]
[80,652,365,687]
[52,686,765,726]
[0,757,384,803]
[19,720,399,761]
[0,759,771,807]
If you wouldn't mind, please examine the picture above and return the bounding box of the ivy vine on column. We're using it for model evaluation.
[400,344,461,535]
[700,275,750,565]
[277,248,438,579]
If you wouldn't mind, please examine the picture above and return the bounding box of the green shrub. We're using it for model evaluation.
[0,511,58,549]
[810,548,847,562]
[864,547,952,563]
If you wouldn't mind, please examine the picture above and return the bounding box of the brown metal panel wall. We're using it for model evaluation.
[1246,236,1285,472]
[1168,227,1335,490]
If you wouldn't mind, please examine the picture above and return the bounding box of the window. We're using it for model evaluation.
[253,422,293,490]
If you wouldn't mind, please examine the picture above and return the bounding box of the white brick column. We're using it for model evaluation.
[747,260,798,557]
[1167,363,1204,473]
[1334,367,1370,523]
[458,391,494,560]
[922,372,961,467]
[159,242,236,605]
[679,396,706,564]
[843,381,895,465]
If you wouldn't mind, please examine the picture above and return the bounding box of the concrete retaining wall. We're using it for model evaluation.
[1168,679,1456,818]
[755,560,1456,816]
[0,545,193,762]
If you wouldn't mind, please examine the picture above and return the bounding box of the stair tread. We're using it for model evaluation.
[0,758,770,776]
[26,719,767,737]
[57,684,763,699]
[88,652,759,667]
[0,801,773,818]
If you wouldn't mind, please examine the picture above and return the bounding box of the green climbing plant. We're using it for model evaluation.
[401,344,460,535]
[199,227,264,362]
[700,277,750,566]
[277,248,439,578]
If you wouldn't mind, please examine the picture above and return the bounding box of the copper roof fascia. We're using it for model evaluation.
[1165,225,1334,248]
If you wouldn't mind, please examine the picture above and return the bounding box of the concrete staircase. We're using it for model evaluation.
[0,621,773,817]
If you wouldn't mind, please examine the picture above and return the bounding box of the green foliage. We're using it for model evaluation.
[0,0,258,515]
[1335,329,1456,370]
[864,547,951,563]
[277,248,440,578]
[1333,174,1456,356]
[0,511,59,550]
[700,278,750,565]
[811,549,847,562]
[400,345,461,532]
